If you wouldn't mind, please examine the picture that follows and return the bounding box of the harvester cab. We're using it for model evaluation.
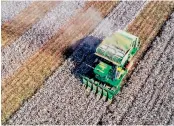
[81,30,139,102]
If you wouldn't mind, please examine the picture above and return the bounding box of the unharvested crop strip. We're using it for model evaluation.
[2,2,34,25]
[1,1,59,47]
[125,1,174,78]
[121,36,174,124]
[2,2,86,80]
[5,2,146,124]
[2,1,119,123]
[102,1,174,124]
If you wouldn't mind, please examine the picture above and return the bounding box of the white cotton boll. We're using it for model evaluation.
[7,1,153,125]
[1,1,86,79]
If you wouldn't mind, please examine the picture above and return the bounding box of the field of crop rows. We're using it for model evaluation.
[1,1,174,125]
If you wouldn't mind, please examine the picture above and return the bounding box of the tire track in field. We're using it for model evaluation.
[101,9,174,125]
[2,2,118,123]
[1,1,32,23]
[7,1,146,125]
[2,1,59,47]
[2,1,85,79]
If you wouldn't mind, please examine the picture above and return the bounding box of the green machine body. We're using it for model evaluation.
[82,30,140,101]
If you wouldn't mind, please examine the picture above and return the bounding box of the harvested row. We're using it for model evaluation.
[2,1,119,123]
[1,1,58,47]
[7,1,146,125]
[101,2,174,125]
[2,1,86,79]
[126,1,174,72]
[1,1,32,23]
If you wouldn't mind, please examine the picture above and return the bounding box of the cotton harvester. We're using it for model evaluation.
[81,30,140,102]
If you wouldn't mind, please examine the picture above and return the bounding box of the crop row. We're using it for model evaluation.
[1,1,119,123]
[1,2,58,47]
[1,1,86,80]
[125,1,174,78]
[6,1,147,125]
[6,1,174,125]
[102,1,174,124]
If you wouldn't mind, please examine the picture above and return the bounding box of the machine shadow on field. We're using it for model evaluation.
[63,36,102,82]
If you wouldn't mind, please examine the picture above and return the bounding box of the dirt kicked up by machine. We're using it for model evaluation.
[81,30,140,102]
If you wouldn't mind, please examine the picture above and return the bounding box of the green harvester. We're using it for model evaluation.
[81,30,140,102]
